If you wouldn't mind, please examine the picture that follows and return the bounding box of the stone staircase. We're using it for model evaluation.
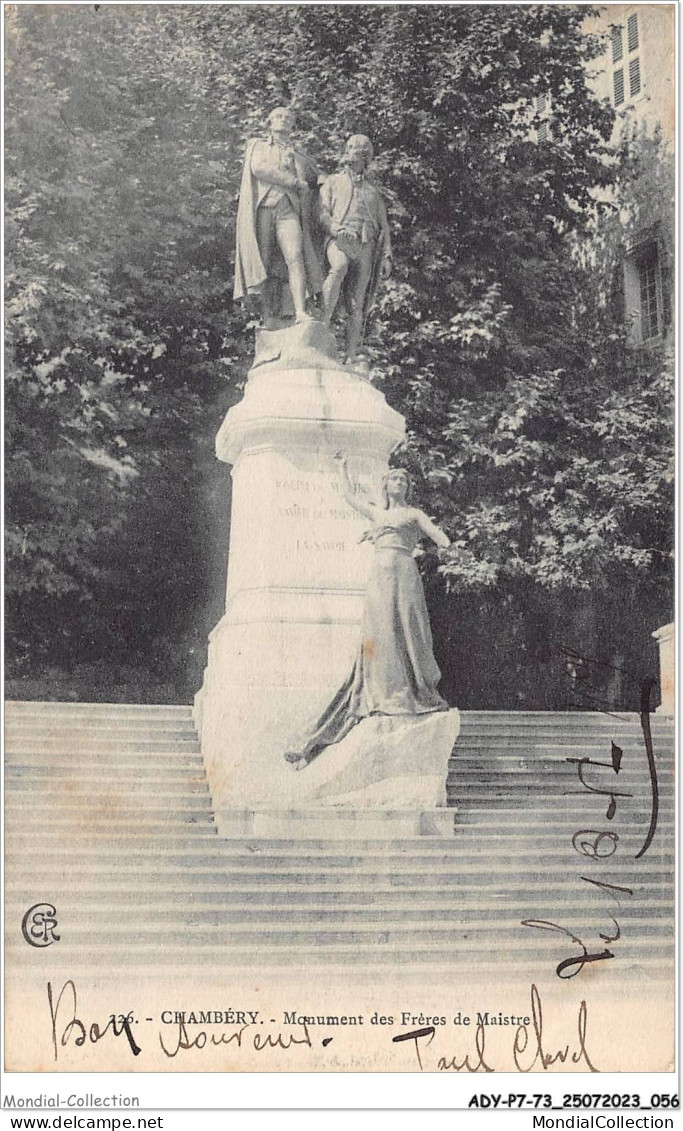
[4,702,674,981]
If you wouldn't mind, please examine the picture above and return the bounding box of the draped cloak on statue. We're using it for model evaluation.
[233,137,323,311]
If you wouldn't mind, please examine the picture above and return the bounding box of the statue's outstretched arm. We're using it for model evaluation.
[414,509,450,549]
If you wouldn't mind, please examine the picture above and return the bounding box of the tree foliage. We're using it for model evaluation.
[5,5,673,705]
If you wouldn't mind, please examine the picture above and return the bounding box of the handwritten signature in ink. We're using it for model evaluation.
[393,984,597,1072]
[523,650,659,978]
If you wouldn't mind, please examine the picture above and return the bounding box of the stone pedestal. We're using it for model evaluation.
[652,622,674,715]
[195,322,410,822]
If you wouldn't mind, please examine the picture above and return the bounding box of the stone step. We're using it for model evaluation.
[3,805,667,830]
[455,733,672,745]
[4,915,674,947]
[4,700,193,715]
[446,783,666,797]
[5,728,670,758]
[458,710,670,722]
[6,764,206,782]
[452,752,673,763]
[456,728,672,740]
[11,957,673,978]
[7,818,672,845]
[4,839,674,865]
[5,913,673,950]
[6,866,673,889]
[451,750,672,764]
[8,882,672,905]
[5,722,665,737]
[458,719,673,729]
[5,806,213,822]
[7,889,671,920]
[14,769,664,790]
[11,855,670,877]
[4,717,197,733]
[452,820,674,836]
[447,798,670,813]
[7,859,672,883]
[5,716,196,730]
[4,793,212,812]
[8,827,662,848]
[448,796,671,809]
[448,765,667,778]
[453,794,675,808]
[4,705,670,729]
[9,957,673,979]
[5,879,672,905]
[11,828,665,851]
[7,766,662,788]
[454,738,672,751]
[5,740,201,756]
[4,817,216,832]
[6,825,219,843]
[5,891,673,917]
[453,817,675,830]
[449,790,672,802]
[9,836,673,850]
[456,723,673,736]
[6,938,673,969]
[7,777,209,795]
[6,800,673,827]
[453,804,675,819]
[5,753,204,770]
[447,746,673,764]
[452,795,673,813]
[4,754,663,778]
[447,791,667,806]
[5,829,218,843]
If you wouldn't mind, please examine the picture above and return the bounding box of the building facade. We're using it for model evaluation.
[587,4,674,348]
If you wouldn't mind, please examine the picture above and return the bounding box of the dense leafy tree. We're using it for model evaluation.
[5,6,672,706]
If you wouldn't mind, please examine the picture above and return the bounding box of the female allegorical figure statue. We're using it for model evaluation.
[285,456,450,768]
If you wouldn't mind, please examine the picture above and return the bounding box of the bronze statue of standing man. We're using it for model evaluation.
[319,135,392,365]
[234,107,323,329]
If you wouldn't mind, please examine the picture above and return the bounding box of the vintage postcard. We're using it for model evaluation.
[3,0,675,1084]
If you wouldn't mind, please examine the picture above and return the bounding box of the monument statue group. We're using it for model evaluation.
[234,107,392,367]
[195,107,460,838]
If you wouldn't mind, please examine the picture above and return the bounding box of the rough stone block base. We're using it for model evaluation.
[287,709,460,810]
[211,710,460,838]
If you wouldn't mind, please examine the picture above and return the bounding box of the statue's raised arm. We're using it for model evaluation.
[334,452,378,523]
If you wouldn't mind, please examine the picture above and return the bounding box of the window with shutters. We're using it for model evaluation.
[629,56,641,98]
[627,12,639,52]
[610,12,644,107]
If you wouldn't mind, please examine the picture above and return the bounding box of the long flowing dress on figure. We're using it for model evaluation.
[289,516,447,764]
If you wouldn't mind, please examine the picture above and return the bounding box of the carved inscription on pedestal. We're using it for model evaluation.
[274,474,370,561]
